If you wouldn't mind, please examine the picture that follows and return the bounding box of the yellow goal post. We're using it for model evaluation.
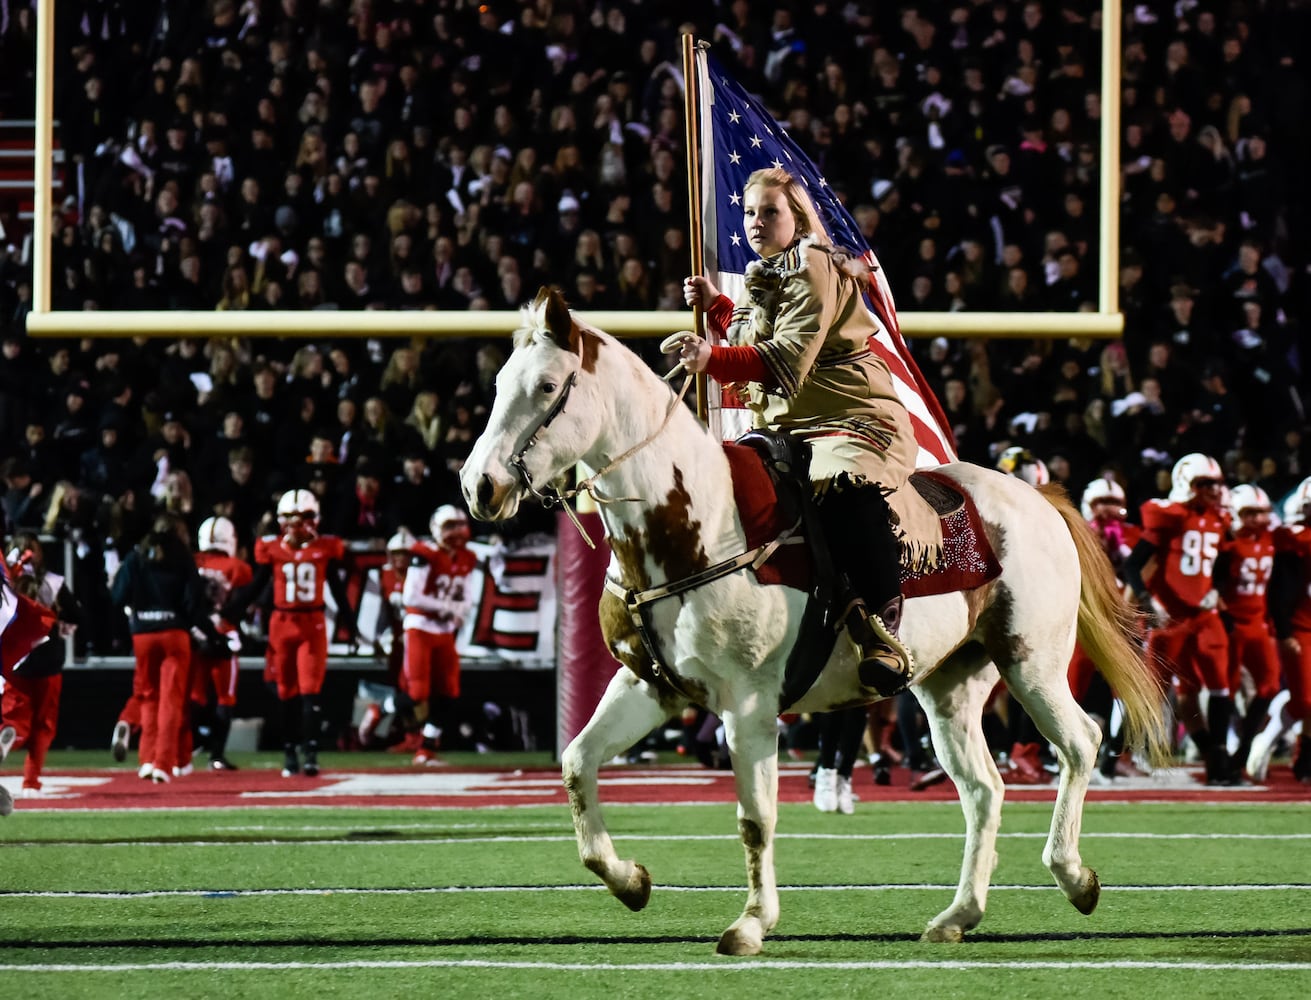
[26,0,1123,341]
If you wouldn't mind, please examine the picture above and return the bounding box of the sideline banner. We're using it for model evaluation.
[333,535,558,668]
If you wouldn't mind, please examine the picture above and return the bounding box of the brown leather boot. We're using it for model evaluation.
[848,597,914,697]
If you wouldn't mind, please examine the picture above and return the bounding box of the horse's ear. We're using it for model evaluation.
[534,286,574,350]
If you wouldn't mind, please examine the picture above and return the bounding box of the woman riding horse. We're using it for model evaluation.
[666,166,942,697]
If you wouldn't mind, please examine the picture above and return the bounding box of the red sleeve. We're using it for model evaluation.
[254,538,272,564]
[1139,501,1183,544]
[705,344,768,384]
[706,294,734,337]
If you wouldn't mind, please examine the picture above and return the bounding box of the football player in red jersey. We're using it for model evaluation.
[1270,476,1311,784]
[1,533,82,797]
[1125,453,1237,784]
[1069,476,1144,781]
[227,489,355,777]
[401,505,477,765]
[1216,485,1280,780]
[191,516,252,771]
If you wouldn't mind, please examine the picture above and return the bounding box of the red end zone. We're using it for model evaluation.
[3,762,1307,811]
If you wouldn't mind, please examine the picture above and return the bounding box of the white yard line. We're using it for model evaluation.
[10,831,1311,847]
[2,883,1308,900]
[3,959,1310,973]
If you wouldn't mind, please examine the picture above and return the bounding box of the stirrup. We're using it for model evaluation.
[846,599,914,697]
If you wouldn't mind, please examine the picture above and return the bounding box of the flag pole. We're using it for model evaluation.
[681,32,709,423]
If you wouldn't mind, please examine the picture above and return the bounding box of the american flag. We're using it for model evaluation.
[691,49,956,466]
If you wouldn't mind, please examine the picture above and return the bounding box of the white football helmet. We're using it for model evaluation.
[277,488,320,525]
[1227,484,1272,518]
[996,446,1050,486]
[1283,477,1311,526]
[1168,452,1224,504]
[387,527,417,552]
[430,504,468,538]
[1080,476,1127,521]
[197,516,237,556]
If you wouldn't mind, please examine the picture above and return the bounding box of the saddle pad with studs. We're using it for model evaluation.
[901,470,1002,598]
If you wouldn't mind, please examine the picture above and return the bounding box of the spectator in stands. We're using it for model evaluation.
[0,0,1302,684]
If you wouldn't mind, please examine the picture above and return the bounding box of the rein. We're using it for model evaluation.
[509,368,696,550]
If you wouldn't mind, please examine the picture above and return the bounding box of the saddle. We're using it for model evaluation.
[724,433,1002,709]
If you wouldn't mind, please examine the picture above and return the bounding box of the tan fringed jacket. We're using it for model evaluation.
[723,236,943,573]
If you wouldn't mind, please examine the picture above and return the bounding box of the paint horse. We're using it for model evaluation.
[460,287,1169,956]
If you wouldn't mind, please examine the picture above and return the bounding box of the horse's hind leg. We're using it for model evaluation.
[1001,657,1103,915]
[915,648,1005,943]
[561,669,678,912]
[715,702,782,956]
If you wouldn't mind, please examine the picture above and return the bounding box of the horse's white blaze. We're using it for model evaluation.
[464,290,1164,955]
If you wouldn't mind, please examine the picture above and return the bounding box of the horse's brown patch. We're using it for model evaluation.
[600,466,712,707]
[599,589,704,708]
[739,818,764,850]
[962,578,995,633]
[644,466,710,578]
[608,465,709,586]
[979,585,1033,667]
[563,771,588,821]
[739,818,765,896]
[976,517,1033,665]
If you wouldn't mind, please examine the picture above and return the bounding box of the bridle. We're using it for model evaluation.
[505,361,695,549]
[507,370,578,508]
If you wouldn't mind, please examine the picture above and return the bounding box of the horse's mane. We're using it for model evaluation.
[511,298,643,378]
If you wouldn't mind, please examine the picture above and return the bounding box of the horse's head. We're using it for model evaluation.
[461,286,604,521]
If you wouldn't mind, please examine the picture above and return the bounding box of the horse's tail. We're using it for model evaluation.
[1038,484,1172,767]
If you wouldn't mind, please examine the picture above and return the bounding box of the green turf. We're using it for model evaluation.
[0,789,1307,998]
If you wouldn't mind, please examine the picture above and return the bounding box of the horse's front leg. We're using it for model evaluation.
[716,695,781,956]
[560,668,677,912]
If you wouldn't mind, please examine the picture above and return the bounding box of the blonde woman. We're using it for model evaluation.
[379,346,421,419]
[404,390,444,455]
[669,167,942,699]
[216,265,252,311]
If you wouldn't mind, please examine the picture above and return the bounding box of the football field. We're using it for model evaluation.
[1,753,1308,999]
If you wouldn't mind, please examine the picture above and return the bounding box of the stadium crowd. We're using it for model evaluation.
[2,1,1311,785]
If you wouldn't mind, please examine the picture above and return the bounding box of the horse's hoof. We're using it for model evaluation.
[615,863,652,912]
[921,924,963,943]
[716,925,763,956]
[1070,868,1100,915]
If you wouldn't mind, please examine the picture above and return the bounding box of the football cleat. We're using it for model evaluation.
[835,774,855,815]
[357,703,383,747]
[210,756,239,771]
[412,749,445,767]
[110,720,130,762]
[281,748,300,778]
[0,724,16,763]
[813,766,838,813]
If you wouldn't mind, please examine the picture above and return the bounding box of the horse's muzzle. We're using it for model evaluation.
[465,472,519,522]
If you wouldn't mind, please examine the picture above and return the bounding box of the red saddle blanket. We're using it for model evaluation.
[723,445,1002,599]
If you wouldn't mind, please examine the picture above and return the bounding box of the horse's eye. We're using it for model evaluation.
[541,381,557,394]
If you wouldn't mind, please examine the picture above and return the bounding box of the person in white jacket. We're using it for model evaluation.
[401,505,477,765]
